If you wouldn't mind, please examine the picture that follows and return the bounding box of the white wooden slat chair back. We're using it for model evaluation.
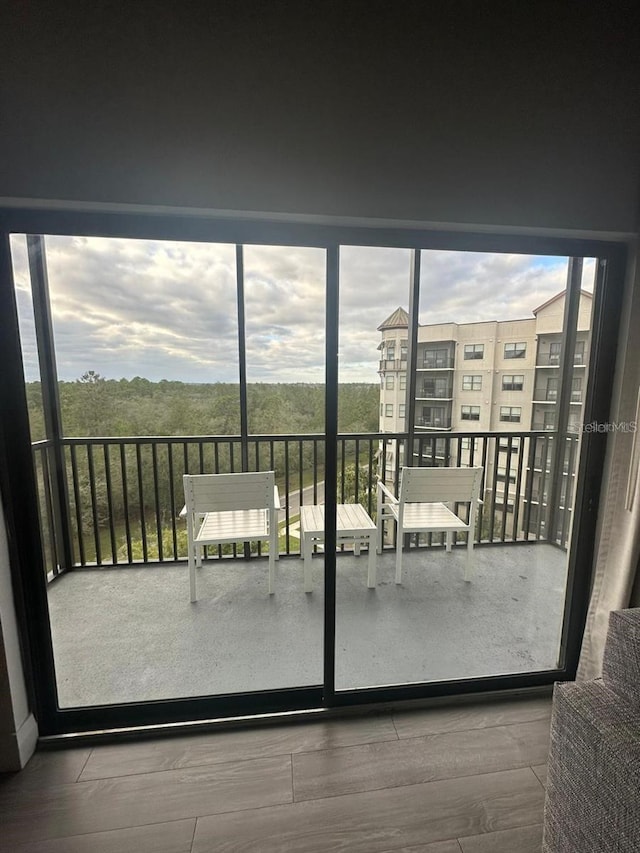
[400,466,483,506]
[377,466,484,585]
[184,471,275,514]
[183,471,278,602]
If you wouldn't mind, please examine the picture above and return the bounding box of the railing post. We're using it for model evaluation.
[235,245,252,559]
[547,258,583,543]
[27,235,75,573]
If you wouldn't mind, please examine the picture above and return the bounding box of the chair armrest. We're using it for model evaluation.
[377,480,398,503]
[273,485,281,510]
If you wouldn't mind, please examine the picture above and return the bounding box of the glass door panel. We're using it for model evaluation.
[13,234,330,707]
[335,247,598,690]
[243,244,326,689]
[335,246,412,690]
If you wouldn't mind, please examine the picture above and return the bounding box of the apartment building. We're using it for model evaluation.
[378,290,591,435]
[378,290,592,535]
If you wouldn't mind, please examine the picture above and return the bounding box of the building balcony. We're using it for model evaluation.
[535,354,586,368]
[47,541,566,707]
[532,389,583,404]
[32,429,577,706]
[416,390,454,400]
[414,417,453,429]
[532,420,556,431]
[417,358,455,370]
[378,358,407,371]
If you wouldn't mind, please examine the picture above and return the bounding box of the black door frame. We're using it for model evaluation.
[0,205,627,734]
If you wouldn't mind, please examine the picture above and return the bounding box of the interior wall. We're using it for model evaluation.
[1,2,639,233]
[0,3,638,743]
[0,500,38,770]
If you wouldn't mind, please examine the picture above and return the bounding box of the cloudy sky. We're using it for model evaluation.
[11,235,595,384]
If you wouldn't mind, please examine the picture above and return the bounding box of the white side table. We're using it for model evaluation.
[299,504,377,592]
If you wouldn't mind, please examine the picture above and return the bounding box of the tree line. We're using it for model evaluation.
[25,374,379,442]
[28,376,380,566]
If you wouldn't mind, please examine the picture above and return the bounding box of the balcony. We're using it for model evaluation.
[414,417,452,429]
[532,420,556,431]
[416,388,453,400]
[533,388,582,404]
[532,388,558,403]
[536,353,586,368]
[418,357,455,370]
[33,430,576,707]
[47,541,566,706]
[378,359,406,371]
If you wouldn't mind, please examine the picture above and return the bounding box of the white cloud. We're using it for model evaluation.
[10,235,596,384]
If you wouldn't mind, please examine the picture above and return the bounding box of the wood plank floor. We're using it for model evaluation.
[0,695,550,852]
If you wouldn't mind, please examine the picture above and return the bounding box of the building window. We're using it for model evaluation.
[460,437,471,450]
[571,377,583,402]
[386,343,396,361]
[549,341,562,364]
[464,344,484,360]
[497,466,517,483]
[399,373,406,390]
[421,405,446,427]
[499,437,521,452]
[461,405,480,421]
[399,404,406,418]
[504,342,526,359]
[422,377,450,398]
[502,374,524,391]
[500,406,521,422]
[543,411,555,430]
[423,347,451,368]
[385,374,395,390]
[462,375,482,391]
[574,340,585,364]
[545,377,559,401]
[385,404,394,417]
[400,340,408,361]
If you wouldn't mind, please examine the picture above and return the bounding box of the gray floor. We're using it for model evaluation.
[0,695,550,852]
[47,543,567,707]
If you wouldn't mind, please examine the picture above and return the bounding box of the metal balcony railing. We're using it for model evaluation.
[32,429,579,578]
[415,416,453,429]
[420,357,455,369]
[417,387,453,399]
[378,359,406,371]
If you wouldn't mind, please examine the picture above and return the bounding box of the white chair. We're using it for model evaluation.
[377,466,483,584]
[182,472,280,602]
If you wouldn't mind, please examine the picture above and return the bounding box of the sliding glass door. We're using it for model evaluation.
[0,208,625,733]
[333,247,603,694]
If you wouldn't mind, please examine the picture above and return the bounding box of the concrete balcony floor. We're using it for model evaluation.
[47,543,567,708]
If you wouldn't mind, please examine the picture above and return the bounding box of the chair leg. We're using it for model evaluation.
[268,527,276,594]
[376,490,383,554]
[464,533,474,582]
[303,534,313,593]
[268,549,275,595]
[367,533,376,588]
[272,511,280,561]
[446,531,453,552]
[189,545,197,602]
[395,535,403,584]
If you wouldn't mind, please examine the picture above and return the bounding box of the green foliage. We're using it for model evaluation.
[27,377,380,566]
[26,378,379,439]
